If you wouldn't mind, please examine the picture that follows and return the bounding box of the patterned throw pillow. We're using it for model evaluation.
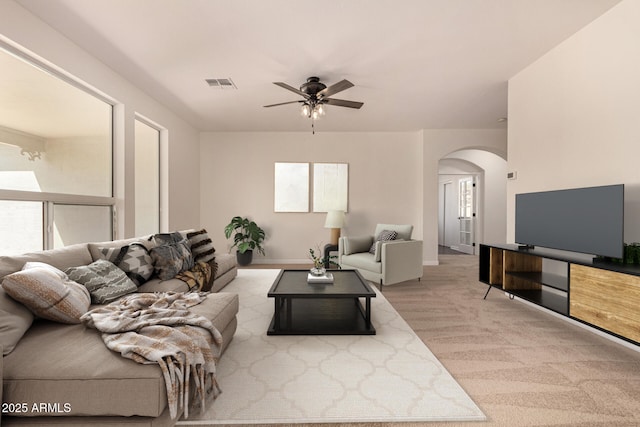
[66,259,137,304]
[150,238,194,281]
[152,231,185,246]
[369,230,398,255]
[2,263,91,324]
[97,242,154,286]
[183,229,216,263]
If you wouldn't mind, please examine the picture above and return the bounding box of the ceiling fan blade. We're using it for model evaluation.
[273,82,308,98]
[324,98,364,109]
[263,100,303,108]
[317,79,354,98]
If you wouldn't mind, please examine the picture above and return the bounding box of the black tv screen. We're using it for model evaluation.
[515,184,624,258]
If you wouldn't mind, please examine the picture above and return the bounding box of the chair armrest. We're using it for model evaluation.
[381,240,423,284]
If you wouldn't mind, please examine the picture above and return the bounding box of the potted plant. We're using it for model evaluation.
[308,245,340,275]
[224,216,266,266]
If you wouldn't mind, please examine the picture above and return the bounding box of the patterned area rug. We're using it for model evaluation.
[178,269,485,425]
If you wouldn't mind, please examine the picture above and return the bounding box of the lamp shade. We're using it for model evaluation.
[324,210,345,229]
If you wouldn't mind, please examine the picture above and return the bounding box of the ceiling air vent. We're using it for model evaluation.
[205,78,237,89]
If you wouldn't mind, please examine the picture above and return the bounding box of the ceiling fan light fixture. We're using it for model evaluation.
[266,76,362,133]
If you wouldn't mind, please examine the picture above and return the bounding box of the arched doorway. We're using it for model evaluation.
[438,149,507,255]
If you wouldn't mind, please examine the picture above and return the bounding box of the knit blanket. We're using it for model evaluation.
[80,292,223,419]
[175,260,214,292]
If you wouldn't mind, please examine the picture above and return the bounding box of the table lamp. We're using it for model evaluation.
[324,210,345,246]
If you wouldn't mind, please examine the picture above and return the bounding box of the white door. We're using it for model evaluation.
[457,177,475,254]
[443,182,458,248]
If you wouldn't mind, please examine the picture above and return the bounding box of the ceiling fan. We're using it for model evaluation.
[264,76,363,133]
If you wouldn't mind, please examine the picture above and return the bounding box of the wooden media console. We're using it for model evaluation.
[480,244,640,345]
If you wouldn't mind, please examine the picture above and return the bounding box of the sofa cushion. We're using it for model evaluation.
[0,288,34,355]
[2,320,168,418]
[2,263,91,324]
[215,253,236,279]
[136,277,191,293]
[374,224,413,240]
[0,243,93,281]
[190,292,239,341]
[136,253,237,294]
[210,253,237,293]
[95,242,155,286]
[66,260,137,304]
[1,292,239,418]
[340,252,382,274]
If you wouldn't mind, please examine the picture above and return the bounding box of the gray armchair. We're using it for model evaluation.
[338,224,423,288]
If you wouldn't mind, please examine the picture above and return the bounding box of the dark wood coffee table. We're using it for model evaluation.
[267,269,376,335]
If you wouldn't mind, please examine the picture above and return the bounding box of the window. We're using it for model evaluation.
[0,200,43,254]
[0,42,115,255]
[134,118,160,236]
[52,204,112,248]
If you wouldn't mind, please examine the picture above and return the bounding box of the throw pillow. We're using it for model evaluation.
[183,229,216,263]
[369,229,398,254]
[150,238,195,281]
[2,264,91,324]
[22,261,68,278]
[66,259,137,304]
[152,231,185,246]
[97,242,154,286]
[0,288,34,355]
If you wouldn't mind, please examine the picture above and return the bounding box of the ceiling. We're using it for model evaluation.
[16,0,621,133]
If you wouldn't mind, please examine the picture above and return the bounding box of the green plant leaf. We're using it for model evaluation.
[224,216,266,256]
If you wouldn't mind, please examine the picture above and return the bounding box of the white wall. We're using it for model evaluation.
[0,0,201,236]
[200,132,423,263]
[508,0,640,244]
[202,130,507,265]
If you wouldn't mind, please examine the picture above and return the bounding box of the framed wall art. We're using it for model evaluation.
[274,162,309,212]
[312,162,348,212]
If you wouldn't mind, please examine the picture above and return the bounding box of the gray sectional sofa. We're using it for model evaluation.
[0,230,238,426]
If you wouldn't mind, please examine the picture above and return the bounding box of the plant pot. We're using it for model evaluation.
[236,250,253,266]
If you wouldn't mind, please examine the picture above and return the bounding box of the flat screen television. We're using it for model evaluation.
[515,184,624,259]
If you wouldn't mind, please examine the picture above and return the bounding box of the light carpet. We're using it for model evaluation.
[178,269,485,425]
